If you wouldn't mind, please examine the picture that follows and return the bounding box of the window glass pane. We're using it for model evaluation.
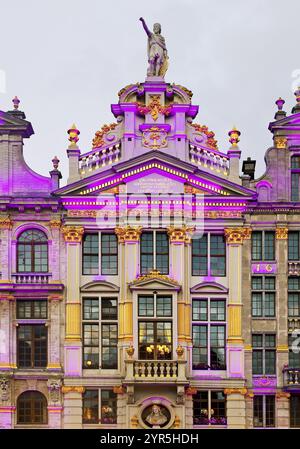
[289,277,300,290]
[252,350,263,375]
[291,172,300,202]
[138,322,154,360]
[211,391,226,425]
[33,325,47,367]
[17,325,32,368]
[252,277,263,290]
[265,396,275,427]
[192,325,208,369]
[156,322,172,359]
[265,350,276,374]
[101,298,117,320]
[289,232,300,261]
[210,325,226,370]
[193,391,209,425]
[83,234,99,275]
[264,277,275,290]
[264,232,275,260]
[17,392,47,424]
[290,395,300,427]
[156,232,169,274]
[210,300,225,321]
[210,235,226,276]
[156,296,172,317]
[101,390,117,424]
[101,324,118,369]
[138,296,154,317]
[34,244,48,272]
[288,293,300,317]
[83,298,99,320]
[252,334,263,348]
[192,299,208,321]
[83,324,99,368]
[101,234,118,275]
[252,232,262,260]
[252,293,262,317]
[253,396,264,427]
[192,235,208,276]
[140,233,153,274]
[83,390,98,424]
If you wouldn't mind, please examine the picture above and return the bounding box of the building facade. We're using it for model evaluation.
[0,60,300,429]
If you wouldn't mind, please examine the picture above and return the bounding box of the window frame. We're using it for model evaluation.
[192,233,226,277]
[251,276,276,318]
[253,395,275,428]
[82,232,118,276]
[252,333,276,375]
[17,391,48,425]
[17,324,48,369]
[251,231,275,261]
[192,297,227,371]
[193,390,227,426]
[82,389,117,425]
[140,230,169,275]
[82,296,118,370]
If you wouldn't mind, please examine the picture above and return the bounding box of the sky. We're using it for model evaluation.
[1,0,300,184]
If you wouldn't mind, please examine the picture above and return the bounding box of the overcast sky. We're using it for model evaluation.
[1,0,300,184]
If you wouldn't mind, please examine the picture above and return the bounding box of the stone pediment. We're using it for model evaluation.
[55,151,256,199]
[129,270,181,291]
[80,280,119,293]
[190,281,228,294]
[0,110,34,138]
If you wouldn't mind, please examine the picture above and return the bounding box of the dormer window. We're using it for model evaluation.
[17,230,48,273]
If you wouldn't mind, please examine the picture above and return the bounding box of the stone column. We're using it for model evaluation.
[47,295,63,371]
[0,295,15,370]
[224,227,251,380]
[62,226,84,377]
[62,386,84,429]
[276,226,289,386]
[113,386,127,428]
[167,226,194,360]
[224,388,247,429]
[115,226,142,370]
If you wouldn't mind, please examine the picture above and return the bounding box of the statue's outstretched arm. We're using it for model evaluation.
[139,17,151,37]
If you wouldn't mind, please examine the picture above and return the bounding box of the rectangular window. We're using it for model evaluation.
[192,234,226,277]
[140,231,169,274]
[83,234,99,275]
[289,232,300,260]
[192,298,226,370]
[253,395,275,428]
[138,321,172,360]
[82,297,118,369]
[252,334,276,375]
[290,395,300,428]
[289,333,300,368]
[17,300,47,319]
[251,276,275,318]
[17,325,47,368]
[193,391,226,426]
[101,234,118,275]
[82,389,117,425]
[252,231,275,261]
[291,169,300,202]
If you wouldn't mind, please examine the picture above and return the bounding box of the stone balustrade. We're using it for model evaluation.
[189,145,229,175]
[283,367,300,386]
[288,317,300,332]
[288,262,300,276]
[125,358,186,382]
[12,273,51,284]
[79,144,121,174]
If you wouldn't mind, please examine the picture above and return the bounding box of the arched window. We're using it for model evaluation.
[17,391,47,424]
[17,230,48,272]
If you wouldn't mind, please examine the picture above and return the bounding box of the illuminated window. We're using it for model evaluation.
[83,389,117,425]
[193,391,226,426]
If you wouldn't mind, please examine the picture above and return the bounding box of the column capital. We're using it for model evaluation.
[61,225,84,243]
[275,226,288,240]
[0,216,13,230]
[115,225,142,243]
[276,391,291,399]
[224,227,251,244]
[0,294,15,301]
[167,225,195,244]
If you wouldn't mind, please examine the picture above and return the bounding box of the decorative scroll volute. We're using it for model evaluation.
[61,226,84,243]
[115,226,142,243]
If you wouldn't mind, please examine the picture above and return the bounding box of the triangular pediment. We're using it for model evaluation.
[129,270,181,291]
[0,110,34,138]
[55,150,256,200]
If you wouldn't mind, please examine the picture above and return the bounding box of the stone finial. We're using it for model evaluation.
[52,156,60,170]
[228,127,241,146]
[274,97,286,119]
[12,96,20,110]
[67,123,80,148]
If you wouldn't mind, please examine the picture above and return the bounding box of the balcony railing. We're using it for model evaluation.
[12,273,52,284]
[283,367,300,387]
[288,262,300,276]
[189,145,229,175]
[125,358,186,383]
[288,318,300,332]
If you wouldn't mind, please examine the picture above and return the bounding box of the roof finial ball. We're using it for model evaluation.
[67,124,80,149]
[12,96,20,110]
[52,156,60,170]
[228,127,241,147]
[292,87,300,114]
